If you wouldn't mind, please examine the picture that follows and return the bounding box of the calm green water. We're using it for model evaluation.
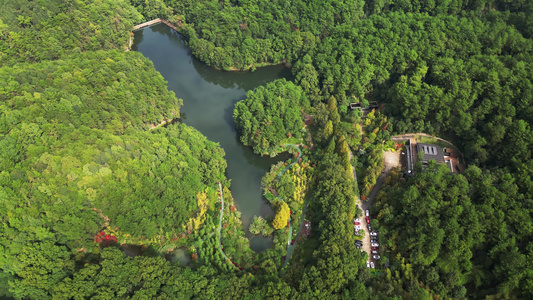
[132,24,291,252]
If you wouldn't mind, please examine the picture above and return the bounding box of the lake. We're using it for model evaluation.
[132,24,291,252]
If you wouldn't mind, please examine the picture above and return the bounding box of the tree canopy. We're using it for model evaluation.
[1,0,533,298]
[234,79,308,155]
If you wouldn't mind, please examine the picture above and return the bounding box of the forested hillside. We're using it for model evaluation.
[1,0,532,298]
[373,163,533,298]
[0,0,142,66]
[0,50,229,298]
[0,2,230,298]
[1,50,180,130]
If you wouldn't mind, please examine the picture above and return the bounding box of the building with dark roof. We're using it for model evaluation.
[416,143,445,165]
[348,101,379,111]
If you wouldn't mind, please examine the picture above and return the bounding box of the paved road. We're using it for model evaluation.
[355,185,371,259]
[351,119,371,260]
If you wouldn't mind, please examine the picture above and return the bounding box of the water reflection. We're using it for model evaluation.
[191,57,293,91]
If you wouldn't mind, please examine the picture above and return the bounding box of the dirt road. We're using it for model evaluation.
[355,150,400,262]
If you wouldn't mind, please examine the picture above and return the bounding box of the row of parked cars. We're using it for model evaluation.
[355,210,381,267]
[353,218,362,235]
[366,210,381,261]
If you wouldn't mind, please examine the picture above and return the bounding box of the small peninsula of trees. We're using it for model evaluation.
[234,79,308,155]
[249,216,273,236]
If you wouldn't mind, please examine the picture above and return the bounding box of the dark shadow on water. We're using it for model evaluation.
[192,57,293,91]
[222,96,243,131]
[131,29,143,51]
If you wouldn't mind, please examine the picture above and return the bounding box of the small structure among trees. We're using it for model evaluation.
[348,101,379,111]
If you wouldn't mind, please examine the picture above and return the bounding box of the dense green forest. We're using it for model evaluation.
[373,162,533,298]
[233,79,308,155]
[0,50,229,298]
[1,0,532,298]
[0,0,142,66]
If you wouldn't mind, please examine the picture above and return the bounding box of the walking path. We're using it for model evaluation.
[216,182,240,270]
[132,19,163,31]
[272,144,303,270]
[200,145,303,272]
[130,19,180,51]
[132,18,180,32]
[281,197,310,271]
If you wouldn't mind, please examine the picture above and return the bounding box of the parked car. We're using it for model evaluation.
[367,224,372,232]
[366,261,370,268]
[354,218,361,223]
[366,217,370,224]
[354,221,361,225]
[370,262,375,268]
[371,239,378,243]
[365,210,370,217]
[373,255,381,260]
[370,231,378,236]
[371,247,378,250]
[354,225,361,230]
[355,240,363,244]
[371,243,379,247]
[371,250,378,254]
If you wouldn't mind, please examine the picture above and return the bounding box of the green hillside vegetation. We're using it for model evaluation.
[0,50,180,131]
[373,162,533,298]
[1,0,532,298]
[0,49,229,297]
[0,0,142,66]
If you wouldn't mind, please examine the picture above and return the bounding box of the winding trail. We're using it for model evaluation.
[273,144,305,270]
[281,197,310,270]
[275,145,302,248]
[216,182,240,270]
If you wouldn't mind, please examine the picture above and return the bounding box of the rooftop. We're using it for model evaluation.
[416,143,445,164]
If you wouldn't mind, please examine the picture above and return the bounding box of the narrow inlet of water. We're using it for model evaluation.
[132,24,292,251]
